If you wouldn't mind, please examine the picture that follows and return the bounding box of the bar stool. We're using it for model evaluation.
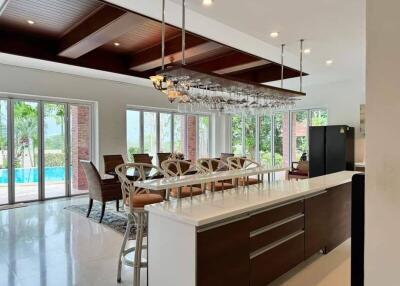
[227,157,263,186]
[115,163,166,285]
[161,159,204,199]
[197,158,235,191]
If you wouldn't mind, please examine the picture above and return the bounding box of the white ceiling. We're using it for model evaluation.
[172,0,366,88]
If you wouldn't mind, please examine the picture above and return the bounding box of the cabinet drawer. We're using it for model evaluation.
[250,231,305,286]
[250,215,304,253]
[250,200,304,231]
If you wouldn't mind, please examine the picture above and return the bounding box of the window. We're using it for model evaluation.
[143,112,157,164]
[126,110,141,160]
[231,108,327,173]
[244,115,257,160]
[198,116,210,158]
[126,109,212,162]
[173,114,185,154]
[291,110,309,162]
[159,113,172,153]
[310,109,328,126]
[231,115,243,155]
[274,112,290,167]
[259,115,272,166]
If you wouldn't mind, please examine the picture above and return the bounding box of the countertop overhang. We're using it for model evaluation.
[145,171,359,227]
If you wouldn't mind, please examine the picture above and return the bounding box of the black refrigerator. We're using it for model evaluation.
[309,125,355,178]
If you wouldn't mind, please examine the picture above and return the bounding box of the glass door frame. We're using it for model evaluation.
[0,94,95,205]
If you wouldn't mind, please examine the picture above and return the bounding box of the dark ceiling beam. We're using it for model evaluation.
[188,51,267,74]
[129,34,222,72]
[0,28,133,76]
[58,5,140,59]
[225,63,307,83]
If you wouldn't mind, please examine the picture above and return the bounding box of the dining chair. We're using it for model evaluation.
[103,154,125,179]
[227,157,262,186]
[132,153,153,164]
[197,158,235,191]
[157,152,171,167]
[115,163,166,285]
[218,153,234,171]
[161,159,204,199]
[80,160,122,223]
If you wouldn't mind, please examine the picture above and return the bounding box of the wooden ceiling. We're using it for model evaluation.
[0,0,307,83]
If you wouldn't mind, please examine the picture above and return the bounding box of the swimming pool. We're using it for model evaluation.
[0,167,66,183]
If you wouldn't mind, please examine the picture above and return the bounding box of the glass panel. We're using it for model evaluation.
[187,115,197,162]
[13,100,39,202]
[44,103,66,199]
[244,115,256,160]
[310,109,328,126]
[259,115,272,167]
[292,110,309,162]
[70,105,91,196]
[273,112,290,168]
[231,115,243,155]
[127,110,141,161]
[173,114,185,155]
[159,113,172,153]
[143,111,157,164]
[0,100,8,204]
[198,116,209,158]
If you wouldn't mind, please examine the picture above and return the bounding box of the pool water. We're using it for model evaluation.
[0,167,66,183]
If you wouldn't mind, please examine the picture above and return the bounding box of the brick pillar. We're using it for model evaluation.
[187,116,197,162]
[71,106,90,190]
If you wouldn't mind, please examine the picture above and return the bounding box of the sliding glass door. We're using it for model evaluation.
[0,100,8,205]
[43,103,66,199]
[0,98,92,205]
[13,100,40,202]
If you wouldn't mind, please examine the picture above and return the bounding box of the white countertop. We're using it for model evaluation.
[135,166,287,191]
[145,171,359,227]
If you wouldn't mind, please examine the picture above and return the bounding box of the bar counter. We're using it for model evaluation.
[145,171,358,286]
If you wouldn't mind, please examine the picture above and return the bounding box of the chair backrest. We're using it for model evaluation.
[115,163,167,208]
[227,157,261,170]
[103,155,124,174]
[80,160,102,195]
[133,153,152,164]
[157,153,171,167]
[220,153,234,162]
[197,158,227,173]
[161,159,202,177]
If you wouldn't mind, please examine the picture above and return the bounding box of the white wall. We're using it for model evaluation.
[365,0,400,284]
[296,79,365,162]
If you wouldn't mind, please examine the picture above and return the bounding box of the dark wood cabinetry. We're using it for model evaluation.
[197,217,250,286]
[196,183,351,286]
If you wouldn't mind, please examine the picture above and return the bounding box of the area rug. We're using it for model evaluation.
[64,201,136,236]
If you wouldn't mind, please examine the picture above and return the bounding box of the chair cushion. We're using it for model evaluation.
[207,182,235,191]
[238,177,260,186]
[170,186,203,198]
[129,193,163,208]
[297,161,309,173]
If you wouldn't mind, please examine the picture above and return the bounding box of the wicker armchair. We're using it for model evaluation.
[80,160,122,223]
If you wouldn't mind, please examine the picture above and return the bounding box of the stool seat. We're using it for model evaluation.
[129,193,163,208]
[238,177,259,186]
[207,182,235,191]
[170,186,203,198]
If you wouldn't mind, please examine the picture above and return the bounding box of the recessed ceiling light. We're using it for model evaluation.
[326,59,333,65]
[27,20,35,25]
[303,48,311,54]
[270,32,279,38]
[202,0,213,6]
[113,42,120,47]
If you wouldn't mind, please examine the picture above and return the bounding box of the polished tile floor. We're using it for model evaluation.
[0,196,350,286]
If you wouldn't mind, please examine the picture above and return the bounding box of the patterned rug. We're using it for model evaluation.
[64,201,135,236]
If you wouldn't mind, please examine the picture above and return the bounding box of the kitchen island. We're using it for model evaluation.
[145,171,357,286]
